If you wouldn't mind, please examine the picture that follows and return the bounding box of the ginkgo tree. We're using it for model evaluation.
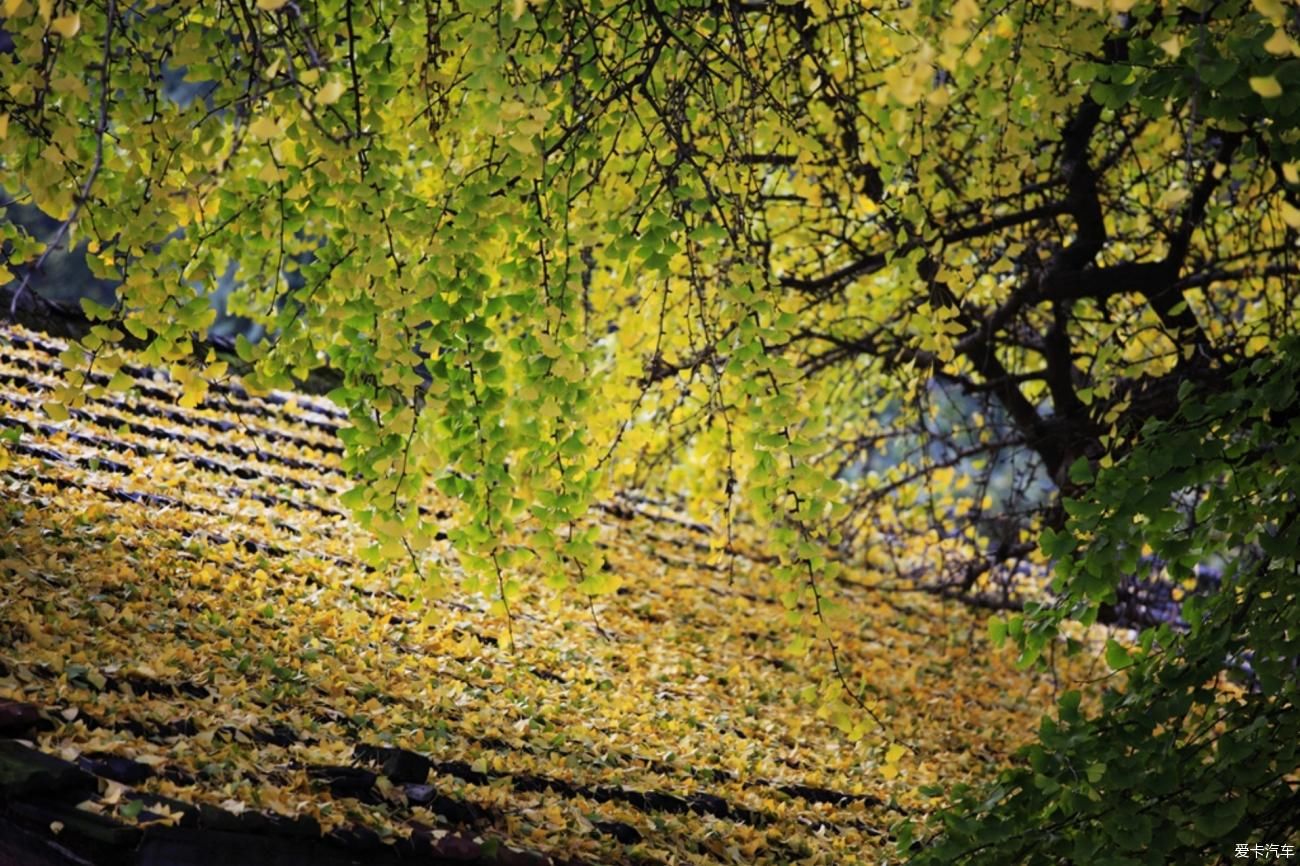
[3,0,1300,857]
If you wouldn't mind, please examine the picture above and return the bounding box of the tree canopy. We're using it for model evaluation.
[3,0,1300,860]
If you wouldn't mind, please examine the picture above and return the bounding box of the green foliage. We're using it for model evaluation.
[907,341,1300,863]
[1086,0,1300,145]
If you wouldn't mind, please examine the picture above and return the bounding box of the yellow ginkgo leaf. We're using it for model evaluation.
[257,161,284,183]
[1265,29,1293,56]
[1156,185,1191,211]
[1281,200,1300,229]
[314,79,346,106]
[256,0,289,10]
[106,371,134,393]
[1253,0,1286,24]
[50,12,78,37]
[248,114,281,141]
[1250,76,1283,99]
[2,0,23,17]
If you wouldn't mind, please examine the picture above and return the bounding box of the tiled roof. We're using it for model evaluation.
[0,322,1072,865]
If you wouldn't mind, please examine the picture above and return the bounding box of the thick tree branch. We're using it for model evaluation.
[780,203,1066,297]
